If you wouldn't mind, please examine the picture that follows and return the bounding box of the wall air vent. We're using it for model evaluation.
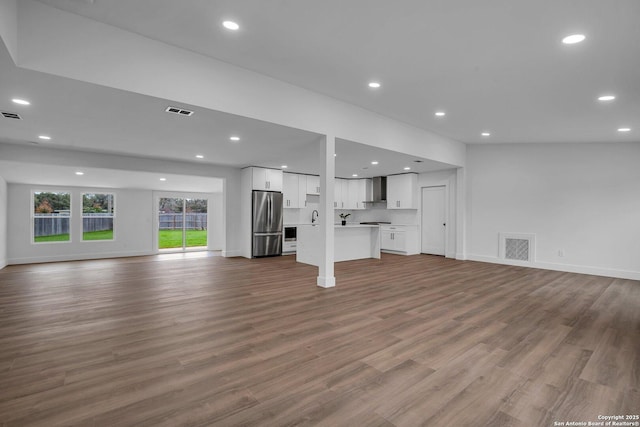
[499,233,535,264]
[165,106,194,117]
[1,111,22,120]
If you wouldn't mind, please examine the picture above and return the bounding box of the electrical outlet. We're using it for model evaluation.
[558,249,565,257]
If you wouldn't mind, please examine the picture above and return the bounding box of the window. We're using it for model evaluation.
[82,193,115,241]
[33,191,71,243]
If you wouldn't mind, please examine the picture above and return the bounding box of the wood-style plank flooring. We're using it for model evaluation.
[0,253,638,426]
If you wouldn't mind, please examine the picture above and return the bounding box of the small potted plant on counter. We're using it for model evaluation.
[339,212,351,226]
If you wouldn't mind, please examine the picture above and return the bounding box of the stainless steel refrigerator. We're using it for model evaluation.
[252,190,283,257]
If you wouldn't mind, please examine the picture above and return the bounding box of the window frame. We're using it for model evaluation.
[81,192,116,242]
[31,190,72,244]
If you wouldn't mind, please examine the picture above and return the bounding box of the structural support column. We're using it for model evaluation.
[317,134,336,288]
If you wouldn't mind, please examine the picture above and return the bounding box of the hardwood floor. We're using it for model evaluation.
[0,253,638,426]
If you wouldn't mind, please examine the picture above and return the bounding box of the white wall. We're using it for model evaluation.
[210,193,224,250]
[0,143,242,257]
[0,175,7,269]
[466,142,640,280]
[7,184,225,265]
[8,184,154,264]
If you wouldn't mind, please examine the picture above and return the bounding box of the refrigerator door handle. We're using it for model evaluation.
[254,232,282,236]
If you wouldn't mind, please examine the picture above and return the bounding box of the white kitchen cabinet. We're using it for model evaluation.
[381,228,405,252]
[306,175,320,195]
[283,173,300,208]
[251,167,283,191]
[297,174,307,207]
[333,179,350,209]
[387,173,418,209]
[380,225,419,255]
[348,178,372,210]
[381,229,395,251]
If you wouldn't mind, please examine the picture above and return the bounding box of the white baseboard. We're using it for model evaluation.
[455,252,467,260]
[0,258,6,270]
[381,249,417,256]
[317,276,336,288]
[222,249,243,257]
[467,254,640,281]
[8,251,152,265]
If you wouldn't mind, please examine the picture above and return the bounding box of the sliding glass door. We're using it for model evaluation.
[158,197,208,251]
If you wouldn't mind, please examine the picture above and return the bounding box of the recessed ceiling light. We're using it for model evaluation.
[38,135,52,140]
[403,167,411,171]
[222,21,240,31]
[598,95,616,101]
[562,34,586,44]
[75,171,84,176]
[368,82,381,89]
[12,98,30,105]
[352,174,358,177]
[159,177,167,181]
[618,127,631,132]
[230,136,240,142]
[435,111,446,117]
[195,154,204,159]
[281,165,288,169]
[334,153,337,157]
[371,161,378,165]
[481,132,491,137]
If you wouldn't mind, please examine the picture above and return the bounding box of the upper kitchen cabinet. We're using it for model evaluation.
[387,173,418,209]
[250,167,283,192]
[283,173,301,208]
[297,175,307,208]
[346,179,372,210]
[306,175,320,195]
[334,178,348,209]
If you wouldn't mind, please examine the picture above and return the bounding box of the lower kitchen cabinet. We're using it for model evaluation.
[380,225,419,255]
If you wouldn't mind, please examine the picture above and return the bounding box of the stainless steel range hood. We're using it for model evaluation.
[366,176,386,203]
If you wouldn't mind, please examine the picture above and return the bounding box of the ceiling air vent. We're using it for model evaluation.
[499,233,535,264]
[1,111,22,120]
[165,106,194,117]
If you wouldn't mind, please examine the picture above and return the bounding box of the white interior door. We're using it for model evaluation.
[421,186,446,255]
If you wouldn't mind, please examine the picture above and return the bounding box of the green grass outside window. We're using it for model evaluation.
[159,230,207,249]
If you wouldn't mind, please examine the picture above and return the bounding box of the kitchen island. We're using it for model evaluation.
[296,224,381,266]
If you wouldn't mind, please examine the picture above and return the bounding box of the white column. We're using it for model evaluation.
[317,134,336,288]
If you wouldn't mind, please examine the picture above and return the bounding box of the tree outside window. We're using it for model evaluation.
[82,193,115,241]
[33,191,71,243]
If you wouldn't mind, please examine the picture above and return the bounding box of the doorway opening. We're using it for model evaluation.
[158,197,208,251]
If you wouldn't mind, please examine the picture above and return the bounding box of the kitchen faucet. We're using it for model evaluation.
[312,210,319,224]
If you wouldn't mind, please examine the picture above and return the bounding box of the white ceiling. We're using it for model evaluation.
[1,0,638,189]
[0,160,224,193]
[0,38,452,184]
[35,0,640,144]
